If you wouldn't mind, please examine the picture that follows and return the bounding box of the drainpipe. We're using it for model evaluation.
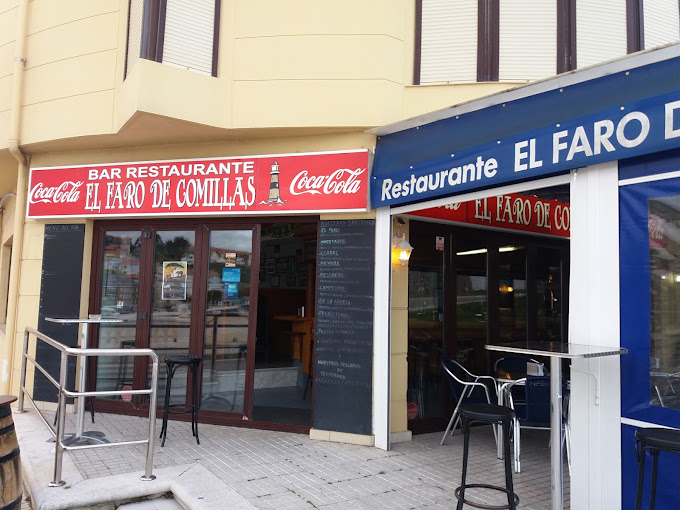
[1,0,30,395]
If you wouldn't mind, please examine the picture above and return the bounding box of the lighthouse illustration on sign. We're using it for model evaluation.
[263,160,284,205]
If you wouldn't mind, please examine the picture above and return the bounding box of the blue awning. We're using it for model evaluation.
[371,44,680,208]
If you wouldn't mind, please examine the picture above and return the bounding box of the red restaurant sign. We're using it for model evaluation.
[27,150,370,218]
[408,193,570,237]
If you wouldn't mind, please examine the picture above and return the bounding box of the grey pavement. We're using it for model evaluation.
[14,407,568,509]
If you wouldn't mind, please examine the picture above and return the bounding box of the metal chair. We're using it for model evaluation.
[440,357,497,446]
[503,375,570,473]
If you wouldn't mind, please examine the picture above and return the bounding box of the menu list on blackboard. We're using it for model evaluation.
[313,219,374,435]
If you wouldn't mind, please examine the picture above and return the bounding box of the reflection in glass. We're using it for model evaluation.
[456,240,487,374]
[149,231,195,407]
[96,231,141,400]
[201,230,252,414]
[649,196,680,409]
[536,248,562,343]
[252,225,313,425]
[408,265,444,420]
[498,245,527,344]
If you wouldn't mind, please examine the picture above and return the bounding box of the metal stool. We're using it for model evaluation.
[160,355,202,447]
[455,403,519,510]
[634,427,680,510]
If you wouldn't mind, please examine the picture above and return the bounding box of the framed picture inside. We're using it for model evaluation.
[286,273,297,287]
[271,275,280,287]
[277,258,288,273]
[265,258,275,274]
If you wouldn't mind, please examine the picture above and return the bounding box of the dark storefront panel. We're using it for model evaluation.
[34,224,85,402]
[619,148,680,509]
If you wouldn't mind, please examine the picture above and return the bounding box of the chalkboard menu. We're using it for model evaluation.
[313,219,374,435]
[34,224,85,402]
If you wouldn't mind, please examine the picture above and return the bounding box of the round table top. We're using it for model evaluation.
[0,395,17,406]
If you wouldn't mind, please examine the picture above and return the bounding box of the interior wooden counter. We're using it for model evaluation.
[274,315,315,374]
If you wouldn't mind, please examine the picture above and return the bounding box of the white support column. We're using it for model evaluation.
[568,161,622,509]
[373,207,392,451]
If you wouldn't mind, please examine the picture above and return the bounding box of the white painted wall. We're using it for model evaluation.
[373,207,392,450]
[568,161,622,509]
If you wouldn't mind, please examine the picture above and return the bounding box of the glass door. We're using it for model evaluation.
[454,237,488,375]
[251,223,316,426]
[147,230,196,407]
[200,229,253,415]
[91,218,317,428]
[95,231,142,399]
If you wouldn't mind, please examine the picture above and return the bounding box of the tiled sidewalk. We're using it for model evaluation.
[20,409,569,509]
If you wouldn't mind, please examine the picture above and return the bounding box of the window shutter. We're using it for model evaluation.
[576,0,627,68]
[126,0,144,76]
[644,0,680,49]
[499,0,556,81]
[420,0,477,84]
[162,0,216,76]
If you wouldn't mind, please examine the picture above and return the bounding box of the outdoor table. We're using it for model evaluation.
[485,341,628,510]
[46,316,123,445]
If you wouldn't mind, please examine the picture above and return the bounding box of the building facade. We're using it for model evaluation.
[1,1,680,508]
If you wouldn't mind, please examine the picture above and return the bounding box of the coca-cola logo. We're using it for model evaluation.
[29,181,83,204]
[289,168,365,196]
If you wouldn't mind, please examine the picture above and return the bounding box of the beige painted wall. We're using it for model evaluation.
[0,0,522,153]
[0,0,528,435]
[390,218,410,434]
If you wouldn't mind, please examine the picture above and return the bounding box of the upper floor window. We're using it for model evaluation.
[416,0,680,85]
[126,0,220,78]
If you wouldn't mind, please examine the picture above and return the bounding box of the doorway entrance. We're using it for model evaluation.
[404,192,570,434]
[89,218,317,430]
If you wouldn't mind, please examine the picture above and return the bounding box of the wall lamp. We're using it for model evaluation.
[392,233,413,265]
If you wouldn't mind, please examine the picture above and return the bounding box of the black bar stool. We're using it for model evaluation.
[634,427,680,510]
[455,403,519,510]
[160,355,202,447]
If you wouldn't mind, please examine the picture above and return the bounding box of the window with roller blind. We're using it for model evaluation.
[125,0,220,78]
[415,0,679,85]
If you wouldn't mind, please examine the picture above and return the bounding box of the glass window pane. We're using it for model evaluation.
[649,197,680,409]
[149,231,195,407]
[498,245,527,343]
[201,230,252,414]
[96,231,141,400]
[456,239,487,374]
[536,247,563,342]
[406,224,445,422]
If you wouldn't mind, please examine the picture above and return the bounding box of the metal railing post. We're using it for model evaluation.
[21,326,161,486]
[50,351,68,487]
[17,329,29,412]
[141,354,158,481]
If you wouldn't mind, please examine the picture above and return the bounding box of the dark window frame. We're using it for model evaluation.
[627,0,644,53]
[134,0,220,77]
[557,0,576,73]
[477,0,499,82]
[414,0,675,84]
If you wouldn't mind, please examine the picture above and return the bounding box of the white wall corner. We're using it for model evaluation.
[373,207,392,450]
[568,162,622,509]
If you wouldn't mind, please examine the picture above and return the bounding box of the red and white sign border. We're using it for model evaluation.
[27,149,371,219]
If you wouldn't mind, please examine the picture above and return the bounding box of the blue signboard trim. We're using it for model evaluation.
[372,90,680,207]
[373,53,680,176]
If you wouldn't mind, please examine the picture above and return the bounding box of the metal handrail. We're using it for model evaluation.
[17,326,159,486]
